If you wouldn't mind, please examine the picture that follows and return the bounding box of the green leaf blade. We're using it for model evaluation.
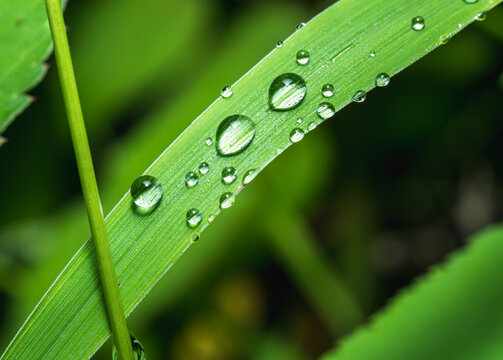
[322,225,503,360]
[0,0,66,134]
[2,0,501,358]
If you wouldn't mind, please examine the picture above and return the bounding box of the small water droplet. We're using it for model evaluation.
[475,12,486,21]
[222,166,237,184]
[296,50,310,65]
[216,114,256,156]
[296,118,303,124]
[208,214,216,222]
[221,86,232,98]
[317,102,335,120]
[186,208,202,228]
[369,50,376,57]
[440,34,451,44]
[411,16,425,31]
[130,175,162,209]
[276,41,283,48]
[269,73,307,111]
[321,84,334,97]
[185,171,199,188]
[463,0,478,3]
[296,22,306,30]
[243,170,257,185]
[308,122,317,131]
[352,90,367,103]
[191,234,200,242]
[112,336,146,360]
[375,73,390,87]
[198,162,210,175]
[220,192,235,209]
[289,128,305,143]
[205,137,213,146]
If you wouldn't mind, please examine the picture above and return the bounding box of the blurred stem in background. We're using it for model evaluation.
[43,0,134,359]
[264,208,364,335]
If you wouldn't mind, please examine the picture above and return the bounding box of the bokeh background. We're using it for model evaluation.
[1,0,502,358]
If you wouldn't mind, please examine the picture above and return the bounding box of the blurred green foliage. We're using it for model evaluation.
[0,0,502,359]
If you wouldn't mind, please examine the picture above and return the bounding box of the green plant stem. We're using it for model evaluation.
[43,1,134,359]
[264,208,364,334]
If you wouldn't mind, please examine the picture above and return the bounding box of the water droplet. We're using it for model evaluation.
[308,122,317,131]
[185,171,199,188]
[296,22,306,30]
[208,214,216,223]
[205,137,213,146]
[243,170,257,185]
[216,114,256,156]
[296,118,303,124]
[221,86,232,98]
[369,50,376,57]
[191,235,200,242]
[440,34,451,44]
[198,162,210,175]
[296,50,310,65]
[463,0,478,3]
[186,208,202,228]
[269,73,307,111]
[352,90,367,103]
[411,16,425,31]
[375,73,390,87]
[321,84,334,97]
[112,336,146,360]
[290,128,305,143]
[475,12,486,21]
[222,166,237,184]
[130,175,162,209]
[317,102,335,120]
[220,192,235,209]
[276,41,283,48]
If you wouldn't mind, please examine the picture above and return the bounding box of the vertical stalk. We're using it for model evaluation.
[43,1,134,359]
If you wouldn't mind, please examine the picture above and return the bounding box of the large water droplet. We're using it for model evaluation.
[411,16,425,31]
[216,114,256,156]
[220,192,235,209]
[296,50,310,65]
[221,86,233,98]
[317,102,335,119]
[243,170,257,185]
[290,128,305,143]
[269,73,307,111]
[130,175,162,210]
[321,84,334,97]
[198,162,210,175]
[185,171,199,188]
[222,166,237,184]
[352,90,367,103]
[186,208,202,228]
[375,73,390,87]
[112,336,146,360]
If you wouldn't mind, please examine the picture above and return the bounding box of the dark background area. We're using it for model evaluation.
[0,0,502,358]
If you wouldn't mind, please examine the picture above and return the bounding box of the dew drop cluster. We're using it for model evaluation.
[127,18,429,232]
